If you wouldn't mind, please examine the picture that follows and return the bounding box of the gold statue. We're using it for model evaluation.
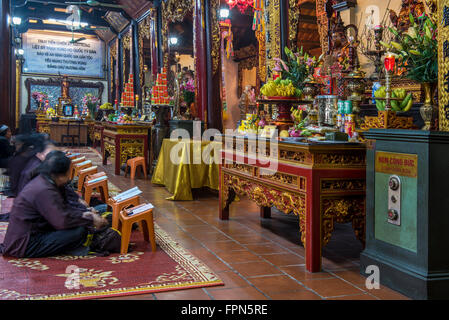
[390,0,427,32]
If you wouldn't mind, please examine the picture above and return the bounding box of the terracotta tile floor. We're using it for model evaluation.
[99,164,409,300]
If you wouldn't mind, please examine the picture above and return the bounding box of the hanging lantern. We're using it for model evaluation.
[225,0,255,14]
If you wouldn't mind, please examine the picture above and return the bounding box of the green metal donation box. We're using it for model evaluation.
[360,129,449,299]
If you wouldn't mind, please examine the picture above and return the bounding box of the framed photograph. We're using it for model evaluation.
[62,104,74,117]
[260,125,277,139]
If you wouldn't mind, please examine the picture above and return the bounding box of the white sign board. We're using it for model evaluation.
[22,30,105,78]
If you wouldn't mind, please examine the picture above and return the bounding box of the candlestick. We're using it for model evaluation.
[383,53,395,111]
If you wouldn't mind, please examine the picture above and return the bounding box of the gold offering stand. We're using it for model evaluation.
[361,97,415,130]
[257,98,312,131]
[361,65,415,130]
[343,69,366,128]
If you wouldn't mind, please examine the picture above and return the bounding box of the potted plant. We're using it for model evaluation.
[381,13,438,130]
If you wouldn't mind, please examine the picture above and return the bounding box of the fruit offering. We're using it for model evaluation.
[290,107,303,122]
[46,107,56,118]
[117,114,134,124]
[374,86,413,112]
[260,78,302,98]
[100,102,113,110]
[108,113,116,122]
[288,119,312,137]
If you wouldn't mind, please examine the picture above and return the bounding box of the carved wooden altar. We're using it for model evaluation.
[36,118,95,143]
[101,123,153,175]
[219,135,366,272]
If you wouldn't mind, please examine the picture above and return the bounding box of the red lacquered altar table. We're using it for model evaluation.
[101,122,153,175]
[219,135,366,272]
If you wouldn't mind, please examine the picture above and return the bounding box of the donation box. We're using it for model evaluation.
[360,129,449,299]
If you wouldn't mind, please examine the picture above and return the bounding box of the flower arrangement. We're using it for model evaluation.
[273,46,323,89]
[261,46,323,98]
[46,107,56,118]
[380,13,437,83]
[82,93,100,119]
[180,78,195,105]
[32,92,48,112]
[32,91,48,103]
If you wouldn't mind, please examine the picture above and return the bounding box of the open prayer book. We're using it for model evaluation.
[86,175,108,185]
[112,187,143,202]
[77,160,92,167]
[127,203,154,217]
[81,166,98,173]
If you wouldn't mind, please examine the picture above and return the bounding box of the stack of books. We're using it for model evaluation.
[127,203,154,217]
[85,175,108,185]
[112,187,143,202]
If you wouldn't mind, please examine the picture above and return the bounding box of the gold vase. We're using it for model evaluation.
[419,82,438,130]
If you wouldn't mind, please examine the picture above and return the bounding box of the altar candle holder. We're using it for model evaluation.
[384,53,395,111]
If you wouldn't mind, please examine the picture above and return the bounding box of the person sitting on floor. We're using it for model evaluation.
[0,125,14,169]
[0,151,108,258]
[15,141,107,215]
[6,133,51,198]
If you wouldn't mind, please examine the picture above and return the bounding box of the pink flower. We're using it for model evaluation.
[274,58,289,72]
[273,61,282,72]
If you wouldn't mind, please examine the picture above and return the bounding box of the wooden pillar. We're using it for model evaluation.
[115,39,121,103]
[132,21,141,108]
[280,0,289,60]
[151,9,159,76]
[204,0,222,131]
[156,5,163,73]
[193,0,207,122]
[0,0,12,129]
[117,36,123,103]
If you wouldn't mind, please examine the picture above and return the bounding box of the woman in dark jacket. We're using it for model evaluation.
[0,151,108,258]
[6,133,50,198]
[0,125,14,169]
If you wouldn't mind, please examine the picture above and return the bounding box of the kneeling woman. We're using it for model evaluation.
[0,151,107,258]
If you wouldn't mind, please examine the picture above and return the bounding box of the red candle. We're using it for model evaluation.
[384,54,395,72]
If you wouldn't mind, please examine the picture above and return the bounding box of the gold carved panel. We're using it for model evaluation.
[138,13,152,88]
[321,179,366,193]
[222,172,307,245]
[321,197,366,247]
[438,0,449,131]
[266,0,281,79]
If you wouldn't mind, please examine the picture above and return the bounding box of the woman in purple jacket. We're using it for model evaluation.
[0,151,107,258]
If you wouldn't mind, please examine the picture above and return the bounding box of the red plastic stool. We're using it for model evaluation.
[107,195,141,230]
[73,160,92,180]
[77,166,98,193]
[69,157,86,179]
[125,157,147,180]
[83,174,109,205]
[118,204,156,254]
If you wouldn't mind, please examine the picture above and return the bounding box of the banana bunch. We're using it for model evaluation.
[374,86,413,112]
[260,79,300,97]
[100,102,113,110]
[260,81,278,97]
[290,107,303,122]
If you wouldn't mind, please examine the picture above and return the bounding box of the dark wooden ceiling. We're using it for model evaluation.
[297,1,322,57]
[11,0,154,41]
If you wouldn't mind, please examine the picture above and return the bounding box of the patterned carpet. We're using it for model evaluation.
[0,221,223,300]
[0,150,224,299]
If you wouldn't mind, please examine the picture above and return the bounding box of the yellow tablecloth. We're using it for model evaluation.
[151,139,221,200]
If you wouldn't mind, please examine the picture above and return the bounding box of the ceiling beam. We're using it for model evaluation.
[297,0,315,5]
[298,2,316,10]
[14,5,112,28]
